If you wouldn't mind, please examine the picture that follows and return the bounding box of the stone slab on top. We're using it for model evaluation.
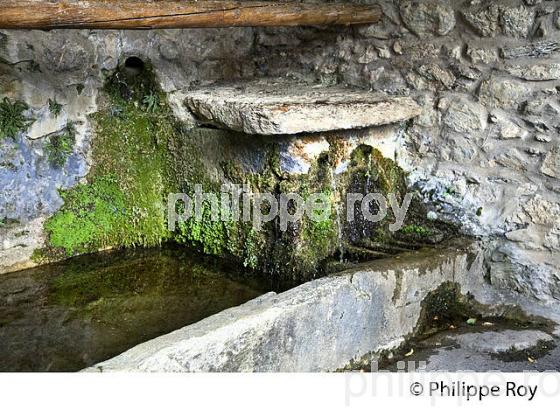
[184,79,421,135]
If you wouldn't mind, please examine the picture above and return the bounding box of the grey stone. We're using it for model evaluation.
[479,76,531,109]
[385,329,560,372]
[501,5,536,38]
[463,3,534,38]
[85,245,483,372]
[506,63,560,81]
[442,96,487,134]
[466,46,499,65]
[501,40,560,59]
[489,111,529,140]
[416,63,456,89]
[462,3,501,37]
[399,0,456,37]
[542,146,560,178]
[184,79,421,135]
[451,330,553,354]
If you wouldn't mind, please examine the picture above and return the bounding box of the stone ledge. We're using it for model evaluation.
[184,79,422,135]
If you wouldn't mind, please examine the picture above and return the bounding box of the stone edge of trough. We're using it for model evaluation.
[84,241,558,372]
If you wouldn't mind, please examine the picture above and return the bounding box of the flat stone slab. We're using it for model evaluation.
[384,329,559,372]
[450,330,554,354]
[184,79,421,135]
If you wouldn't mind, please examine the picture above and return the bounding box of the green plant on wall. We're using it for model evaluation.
[0,97,32,140]
[142,92,160,113]
[45,123,76,168]
[41,61,177,259]
[48,98,63,118]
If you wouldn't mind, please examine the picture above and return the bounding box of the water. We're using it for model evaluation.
[0,246,274,372]
[329,167,345,263]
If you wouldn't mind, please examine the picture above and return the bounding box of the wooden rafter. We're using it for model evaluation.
[0,1,382,29]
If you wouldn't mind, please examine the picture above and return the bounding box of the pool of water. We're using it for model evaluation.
[0,246,275,372]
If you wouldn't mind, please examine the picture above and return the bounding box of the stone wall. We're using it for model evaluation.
[252,0,560,305]
[1,1,559,305]
[0,28,256,272]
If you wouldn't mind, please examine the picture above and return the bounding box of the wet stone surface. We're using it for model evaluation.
[0,246,274,372]
[381,324,560,372]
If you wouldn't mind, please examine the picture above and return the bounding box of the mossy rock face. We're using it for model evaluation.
[40,61,177,259]
[39,61,452,281]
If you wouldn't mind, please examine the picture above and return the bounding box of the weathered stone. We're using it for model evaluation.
[466,46,499,65]
[462,3,535,38]
[184,79,421,135]
[523,98,560,116]
[462,3,501,37]
[26,106,68,140]
[453,330,553,354]
[501,40,560,59]
[501,5,536,38]
[542,146,560,178]
[356,44,377,64]
[517,195,560,226]
[442,96,487,134]
[489,111,528,140]
[479,76,531,109]
[393,328,560,372]
[416,63,456,89]
[399,0,456,37]
[506,63,560,81]
[376,45,391,59]
[85,245,483,372]
[392,40,403,55]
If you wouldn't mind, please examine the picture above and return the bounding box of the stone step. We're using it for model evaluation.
[184,79,421,135]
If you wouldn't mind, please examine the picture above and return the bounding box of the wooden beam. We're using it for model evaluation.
[0,1,382,30]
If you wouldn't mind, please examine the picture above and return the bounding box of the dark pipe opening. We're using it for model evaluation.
[123,56,145,75]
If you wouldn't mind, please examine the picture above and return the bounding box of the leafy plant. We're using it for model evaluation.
[142,92,159,113]
[48,98,63,117]
[45,123,76,168]
[0,97,32,140]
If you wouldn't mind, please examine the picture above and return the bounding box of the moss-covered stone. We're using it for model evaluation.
[38,60,450,281]
[41,62,177,259]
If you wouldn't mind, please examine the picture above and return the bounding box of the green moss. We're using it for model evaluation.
[42,62,177,258]
[45,175,128,255]
[0,97,32,140]
[401,224,432,237]
[45,123,76,168]
[176,201,228,256]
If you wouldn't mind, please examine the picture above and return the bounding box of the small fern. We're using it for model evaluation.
[45,123,76,168]
[142,92,159,113]
[0,97,32,140]
[48,98,63,118]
